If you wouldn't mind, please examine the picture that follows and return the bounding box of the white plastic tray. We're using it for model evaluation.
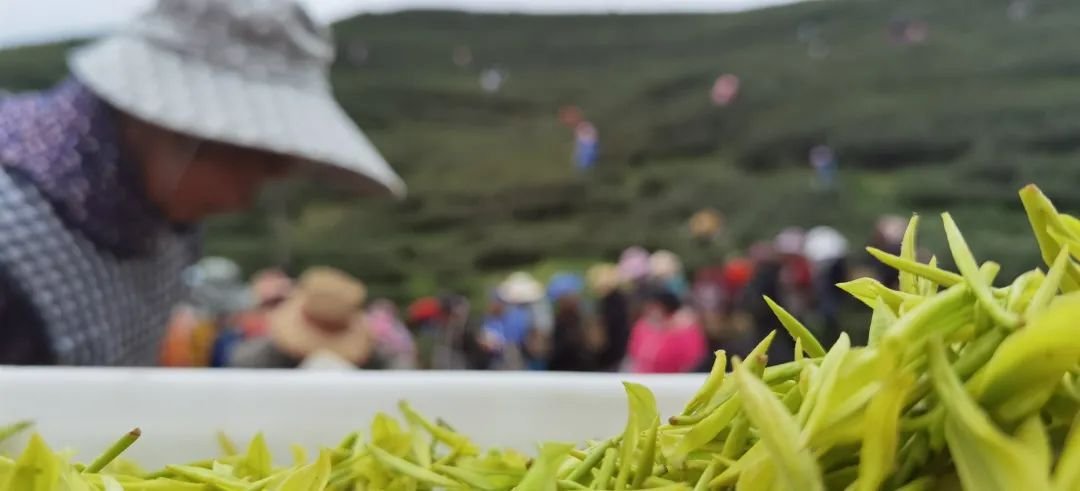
[0,368,703,467]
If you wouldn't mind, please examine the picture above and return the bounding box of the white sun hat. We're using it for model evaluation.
[68,0,405,196]
[804,226,850,263]
[497,272,545,305]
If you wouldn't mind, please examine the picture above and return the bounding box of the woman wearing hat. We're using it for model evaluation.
[230,267,373,369]
[0,0,402,365]
[546,272,591,372]
[587,264,631,371]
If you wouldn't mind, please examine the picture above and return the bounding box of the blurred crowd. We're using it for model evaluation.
[161,214,910,373]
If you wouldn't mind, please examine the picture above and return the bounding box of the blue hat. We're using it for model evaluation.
[547,273,584,301]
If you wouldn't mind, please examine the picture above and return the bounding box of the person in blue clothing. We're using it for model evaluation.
[809,145,838,190]
[481,272,552,370]
[479,292,530,370]
[481,296,531,349]
[574,121,600,172]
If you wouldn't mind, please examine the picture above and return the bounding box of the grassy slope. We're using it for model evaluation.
[1,0,1077,301]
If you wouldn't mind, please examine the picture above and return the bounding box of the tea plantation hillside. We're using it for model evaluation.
[1,0,1076,300]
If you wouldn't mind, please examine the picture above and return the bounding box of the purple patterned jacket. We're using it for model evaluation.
[0,80,185,364]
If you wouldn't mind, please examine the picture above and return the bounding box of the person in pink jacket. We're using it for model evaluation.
[627,290,708,373]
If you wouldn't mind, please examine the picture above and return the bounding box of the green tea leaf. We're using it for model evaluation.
[217,431,239,457]
[927,338,1050,491]
[284,445,305,468]
[856,349,914,491]
[763,296,826,358]
[681,351,726,416]
[734,456,777,491]
[917,256,940,296]
[1005,268,1044,314]
[867,297,897,348]
[615,382,658,489]
[866,247,962,289]
[900,214,921,294]
[369,445,458,487]
[883,283,973,353]
[372,413,412,458]
[942,212,1019,329]
[1052,413,1080,490]
[271,451,331,491]
[967,297,1080,421]
[837,277,920,311]
[399,402,478,456]
[1025,249,1070,319]
[1019,185,1080,291]
[3,434,60,491]
[734,358,823,491]
[238,432,273,480]
[1015,415,1051,474]
[515,442,573,491]
[164,464,248,490]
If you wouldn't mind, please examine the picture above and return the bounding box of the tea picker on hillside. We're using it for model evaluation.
[0,0,403,365]
[573,121,600,172]
[808,145,838,191]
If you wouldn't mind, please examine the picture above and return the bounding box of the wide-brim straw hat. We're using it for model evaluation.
[268,267,371,365]
[68,0,404,196]
[497,272,545,304]
[587,263,621,295]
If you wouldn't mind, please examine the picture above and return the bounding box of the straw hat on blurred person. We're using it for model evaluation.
[497,272,545,304]
[689,208,724,240]
[649,250,683,280]
[267,267,371,366]
[587,263,621,296]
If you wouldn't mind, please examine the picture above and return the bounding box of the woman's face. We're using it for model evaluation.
[152,141,293,223]
[178,142,294,220]
[123,117,294,224]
